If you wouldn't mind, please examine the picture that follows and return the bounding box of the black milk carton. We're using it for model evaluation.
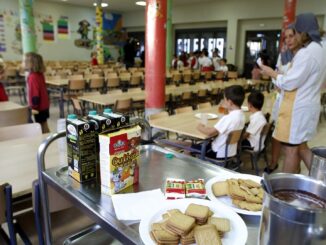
[102,108,129,129]
[66,114,97,182]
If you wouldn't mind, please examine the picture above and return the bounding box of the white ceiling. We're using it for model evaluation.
[41,0,216,12]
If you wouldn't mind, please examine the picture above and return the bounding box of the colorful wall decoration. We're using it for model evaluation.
[41,16,54,42]
[0,14,6,52]
[102,13,126,46]
[57,16,69,39]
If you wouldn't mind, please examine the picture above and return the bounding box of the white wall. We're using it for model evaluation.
[123,0,326,72]
[0,0,97,61]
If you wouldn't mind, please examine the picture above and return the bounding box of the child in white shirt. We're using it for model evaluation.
[196,85,245,159]
[242,91,267,151]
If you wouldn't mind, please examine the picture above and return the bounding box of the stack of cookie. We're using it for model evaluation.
[212,178,264,211]
[150,203,230,245]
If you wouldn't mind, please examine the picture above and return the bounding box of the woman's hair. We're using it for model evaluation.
[299,32,312,46]
[25,52,45,73]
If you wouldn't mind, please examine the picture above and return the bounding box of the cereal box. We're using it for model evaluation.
[99,126,141,195]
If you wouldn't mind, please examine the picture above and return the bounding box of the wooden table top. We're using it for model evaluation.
[46,79,69,86]
[0,134,62,198]
[149,103,273,140]
[0,101,25,111]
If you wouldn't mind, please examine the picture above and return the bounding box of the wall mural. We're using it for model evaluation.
[41,15,55,42]
[102,13,127,46]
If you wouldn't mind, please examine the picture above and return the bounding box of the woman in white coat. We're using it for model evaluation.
[260,13,326,173]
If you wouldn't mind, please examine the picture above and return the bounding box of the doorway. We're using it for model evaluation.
[243,30,281,78]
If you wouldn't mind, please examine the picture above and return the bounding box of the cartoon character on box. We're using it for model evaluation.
[111,167,125,192]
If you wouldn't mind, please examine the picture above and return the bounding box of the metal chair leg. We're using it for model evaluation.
[33,181,44,245]
[4,185,17,245]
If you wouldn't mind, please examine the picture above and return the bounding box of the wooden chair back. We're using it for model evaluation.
[0,106,29,127]
[0,123,42,142]
[71,98,85,116]
[197,102,212,109]
[68,79,86,91]
[114,98,133,114]
[183,73,192,83]
[107,77,120,89]
[67,74,83,80]
[226,129,243,145]
[130,75,141,86]
[216,71,224,80]
[89,78,104,90]
[228,71,238,79]
[174,106,193,114]
[204,71,213,80]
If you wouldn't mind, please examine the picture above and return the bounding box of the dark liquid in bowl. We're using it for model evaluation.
[273,190,326,209]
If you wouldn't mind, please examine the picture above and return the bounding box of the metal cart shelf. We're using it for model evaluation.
[37,132,260,245]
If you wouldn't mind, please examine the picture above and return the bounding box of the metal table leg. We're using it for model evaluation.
[59,87,65,118]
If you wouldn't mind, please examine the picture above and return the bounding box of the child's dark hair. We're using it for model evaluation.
[248,91,264,110]
[224,85,245,107]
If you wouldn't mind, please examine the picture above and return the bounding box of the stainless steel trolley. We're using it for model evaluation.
[37,119,260,244]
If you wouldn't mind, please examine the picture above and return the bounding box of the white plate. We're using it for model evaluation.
[206,173,262,216]
[139,198,248,245]
[194,113,218,120]
[241,106,249,112]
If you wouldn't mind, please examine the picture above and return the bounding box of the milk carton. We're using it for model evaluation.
[66,114,97,182]
[102,108,129,129]
[99,126,141,195]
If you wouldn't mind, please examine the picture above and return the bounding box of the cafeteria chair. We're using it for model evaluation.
[176,91,194,108]
[89,77,105,92]
[106,75,120,91]
[0,123,42,142]
[0,183,32,245]
[148,111,170,139]
[197,102,212,109]
[113,98,134,116]
[64,79,86,113]
[196,89,208,104]
[71,98,85,116]
[205,129,244,170]
[0,106,29,127]
[129,75,141,88]
[192,71,200,83]
[183,73,192,84]
[204,71,213,81]
[227,71,238,80]
[242,122,274,175]
[172,73,182,85]
[216,71,224,80]
[174,106,193,115]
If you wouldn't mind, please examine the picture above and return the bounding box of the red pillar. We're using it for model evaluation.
[280,0,297,50]
[145,0,167,116]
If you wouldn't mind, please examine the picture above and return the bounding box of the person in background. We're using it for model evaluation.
[177,55,184,70]
[188,52,198,70]
[24,52,50,133]
[212,50,221,71]
[264,25,301,174]
[91,51,98,66]
[0,62,8,101]
[260,13,326,173]
[171,54,178,69]
[199,50,213,72]
[195,85,245,159]
[251,63,261,80]
[241,91,267,151]
[218,58,228,74]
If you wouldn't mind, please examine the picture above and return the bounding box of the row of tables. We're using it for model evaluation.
[46,78,269,118]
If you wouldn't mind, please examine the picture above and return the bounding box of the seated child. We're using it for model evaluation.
[196,85,245,159]
[242,91,267,151]
[0,63,8,102]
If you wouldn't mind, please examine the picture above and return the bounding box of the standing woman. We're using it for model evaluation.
[260,13,326,173]
[24,52,50,133]
[264,26,301,173]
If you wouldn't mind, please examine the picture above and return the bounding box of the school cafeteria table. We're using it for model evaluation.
[149,102,273,161]
[0,101,24,111]
[38,133,260,244]
[0,134,61,198]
